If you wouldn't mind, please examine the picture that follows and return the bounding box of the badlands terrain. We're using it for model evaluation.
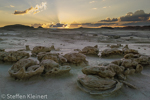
[0,28,150,100]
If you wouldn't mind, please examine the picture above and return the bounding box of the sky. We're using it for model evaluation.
[0,0,150,28]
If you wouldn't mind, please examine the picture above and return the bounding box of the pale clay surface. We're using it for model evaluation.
[0,29,150,100]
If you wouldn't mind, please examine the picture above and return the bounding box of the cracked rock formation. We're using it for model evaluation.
[9,59,44,79]
[64,53,88,65]
[31,46,51,56]
[40,59,71,75]
[37,52,67,65]
[0,51,29,62]
[80,45,99,55]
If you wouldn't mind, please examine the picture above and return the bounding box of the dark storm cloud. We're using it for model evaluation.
[122,21,150,26]
[119,10,150,21]
[69,22,116,28]
[100,18,118,22]
[51,23,67,27]
[99,10,150,22]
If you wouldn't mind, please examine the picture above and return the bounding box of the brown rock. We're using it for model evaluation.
[82,66,116,78]
[80,46,99,55]
[0,51,29,62]
[64,53,88,65]
[78,75,117,91]
[40,59,71,75]
[32,46,51,54]
[101,48,123,57]
[9,59,44,79]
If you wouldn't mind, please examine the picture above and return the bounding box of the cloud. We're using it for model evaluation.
[118,10,150,21]
[10,5,14,7]
[32,23,52,28]
[100,17,118,22]
[99,10,150,23]
[89,1,95,3]
[14,7,33,15]
[148,17,150,21]
[69,22,116,28]
[122,21,150,26]
[31,23,42,28]
[14,2,47,15]
[102,6,111,9]
[92,8,97,10]
[50,23,67,28]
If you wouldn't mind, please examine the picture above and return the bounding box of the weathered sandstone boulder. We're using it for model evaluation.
[64,53,88,65]
[80,45,99,55]
[37,52,67,65]
[123,48,138,54]
[137,56,150,65]
[78,75,117,91]
[77,75,123,95]
[9,59,44,79]
[101,48,123,57]
[111,60,122,66]
[0,49,5,52]
[25,45,30,51]
[121,59,138,68]
[108,44,122,48]
[0,51,29,62]
[82,66,116,78]
[31,46,51,56]
[124,53,140,59]
[40,59,71,75]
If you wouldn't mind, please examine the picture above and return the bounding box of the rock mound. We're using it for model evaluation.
[64,53,88,65]
[0,51,29,62]
[80,45,99,55]
[9,59,44,79]
[31,46,51,56]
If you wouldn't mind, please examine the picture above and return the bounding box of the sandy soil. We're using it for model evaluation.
[0,29,150,100]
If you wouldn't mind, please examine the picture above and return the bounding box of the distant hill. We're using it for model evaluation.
[38,26,44,29]
[101,27,114,29]
[122,26,150,30]
[0,24,34,30]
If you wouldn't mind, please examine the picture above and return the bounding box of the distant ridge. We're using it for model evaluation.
[122,25,150,30]
[101,27,114,29]
[0,24,34,30]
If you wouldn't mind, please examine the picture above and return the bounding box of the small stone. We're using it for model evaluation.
[26,45,30,51]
